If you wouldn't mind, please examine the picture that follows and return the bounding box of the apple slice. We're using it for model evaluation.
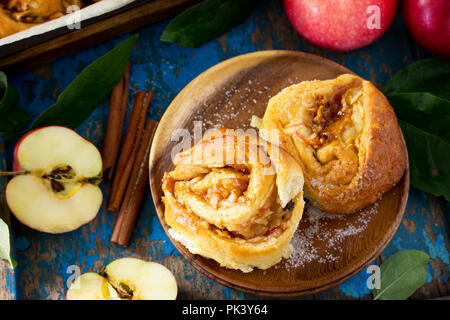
[66,258,178,300]
[103,258,178,300]
[6,126,103,234]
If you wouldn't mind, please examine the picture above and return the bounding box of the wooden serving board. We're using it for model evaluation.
[149,50,410,297]
[0,0,201,73]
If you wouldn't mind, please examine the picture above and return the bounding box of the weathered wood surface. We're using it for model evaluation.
[1,0,448,299]
[0,143,16,300]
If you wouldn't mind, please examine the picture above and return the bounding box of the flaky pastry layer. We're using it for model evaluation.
[162,129,305,272]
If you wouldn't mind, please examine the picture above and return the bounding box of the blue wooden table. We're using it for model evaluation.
[1,0,448,299]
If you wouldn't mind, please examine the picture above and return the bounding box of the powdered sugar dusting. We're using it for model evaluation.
[191,77,300,131]
[282,200,379,269]
[192,80,267,129]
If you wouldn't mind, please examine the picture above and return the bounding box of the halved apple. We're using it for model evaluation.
[6,126,103,234]
[66,258,178,300]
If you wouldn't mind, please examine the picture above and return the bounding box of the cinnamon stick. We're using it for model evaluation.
[111,119,158,246]
[108,91,153,211]
[102,62,130,180]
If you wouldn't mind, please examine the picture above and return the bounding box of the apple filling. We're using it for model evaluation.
[1,0,83,22]
[0,0,86,38]
[168,165,292,241]
[162,129,305,271]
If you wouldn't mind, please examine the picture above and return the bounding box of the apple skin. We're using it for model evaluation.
[402,0,450,59]
[284,0,399,51]
[12,128,33,172]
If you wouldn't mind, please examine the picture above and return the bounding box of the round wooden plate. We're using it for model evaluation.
[149,50,409,297]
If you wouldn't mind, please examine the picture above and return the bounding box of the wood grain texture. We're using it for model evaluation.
[0,0,202,73]
[0,261,15,300]
[149,51,409,297]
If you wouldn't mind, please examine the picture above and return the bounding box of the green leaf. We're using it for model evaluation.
[387,92,450,143]
[161,0,260,48]
[383,58,450,199]
[383,58,450,100]
[0,108,33,136]
[0,72,32,141]
[31,34,138,130]
[399,120,450,201]
[372,250,429,300]
[0,218,15,268]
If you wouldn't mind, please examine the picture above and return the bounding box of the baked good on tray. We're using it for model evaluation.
[255,74,407,214]
[162,129,305,272]
[0,0,97,38]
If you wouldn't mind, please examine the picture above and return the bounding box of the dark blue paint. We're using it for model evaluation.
[15,237,30,252]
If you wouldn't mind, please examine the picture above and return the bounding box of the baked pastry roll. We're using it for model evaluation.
[0,7,34,37]
[256,74,407,214]
[162,129,305,272]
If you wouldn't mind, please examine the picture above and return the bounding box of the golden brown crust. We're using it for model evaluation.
[162,129,305,272]
[0,0,83,38]
[259,74,407,214]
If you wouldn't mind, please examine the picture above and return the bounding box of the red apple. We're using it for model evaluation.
[284,0,399,51]
[402,0,450,59]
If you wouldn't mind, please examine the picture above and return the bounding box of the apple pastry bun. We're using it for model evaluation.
[257,74,407,214]
[0,0,83,38]
[162,129,305,272]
